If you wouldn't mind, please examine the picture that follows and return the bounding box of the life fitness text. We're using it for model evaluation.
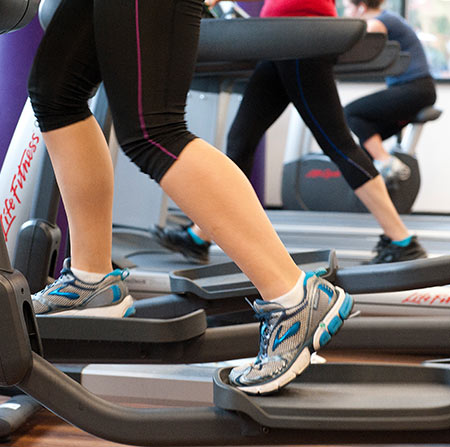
[0,132,40,241]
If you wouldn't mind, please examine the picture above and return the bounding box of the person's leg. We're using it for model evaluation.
[344,78,437,181]
[354,175,409,240]
[277,58,417,246]
[41,119,114,274]
[28,0,133,316]
[95,0,304,297]
[344,92,412,181]
[362,134,390,161]
[29,0,112,274]
[94,0,354,393]
[154,61,291,262]
[161,142,302,298]
[226,61,291,178]
[363,134,412,182]
[344,90,393,160]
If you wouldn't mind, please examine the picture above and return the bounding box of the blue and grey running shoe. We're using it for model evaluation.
[32,258,135,317]
[229,271,353,395]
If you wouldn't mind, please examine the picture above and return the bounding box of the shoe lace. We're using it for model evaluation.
[373,235,390,254]
[34,266,73,297]
[371,235,402,263]
[245,298,277,363]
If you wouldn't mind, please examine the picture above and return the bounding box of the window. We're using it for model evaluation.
[407,0,450,79]
[335,0,403,16]
[336,0,450,80]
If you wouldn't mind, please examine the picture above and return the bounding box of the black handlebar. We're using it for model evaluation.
[0,0,40,34]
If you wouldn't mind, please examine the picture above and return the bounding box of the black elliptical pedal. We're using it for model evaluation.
[213,364,450,431]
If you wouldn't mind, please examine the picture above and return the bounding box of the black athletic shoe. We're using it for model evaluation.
[151,225,211,264]
[368,235,427,264]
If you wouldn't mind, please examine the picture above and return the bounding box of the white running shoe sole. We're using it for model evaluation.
[49,294,135,318]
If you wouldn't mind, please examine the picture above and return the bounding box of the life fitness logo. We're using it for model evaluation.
[402,290,450,306]
[305,168,341,180]
[0,132,40,242]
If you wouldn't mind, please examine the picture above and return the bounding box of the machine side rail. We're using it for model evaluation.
[338,52,410,81]
[39,322,259,364]
[37,309,207,343]
[336,32,386,64]
[195,33,388,78]
[194,36,391,78]
[0,0,40,34]
[39,315,450,364]
[334,40,399,74]
[197,18,366,62]
[384,52,411,76]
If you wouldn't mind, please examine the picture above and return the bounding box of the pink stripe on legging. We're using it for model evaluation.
[135,0,177,159]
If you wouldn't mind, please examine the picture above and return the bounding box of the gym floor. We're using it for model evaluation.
[1,351,445,447]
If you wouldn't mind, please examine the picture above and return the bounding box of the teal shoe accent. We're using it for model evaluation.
[106,268,130,280]
[187,226,207,245]
[392,235,413,247]
[272,322,300,352]
[328,316,342,335]
[49,287,80,300]
[318,283,334,301]
[339,294,354,320]
[319,331,331,347]
[124,306,136,318]
[111,285,122,303]
[314,267,328,277]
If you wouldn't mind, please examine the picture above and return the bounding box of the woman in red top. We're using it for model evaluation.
[260,0,336,17]
[163,0,426,265]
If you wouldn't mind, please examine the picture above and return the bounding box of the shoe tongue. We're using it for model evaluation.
[253,299,284,313]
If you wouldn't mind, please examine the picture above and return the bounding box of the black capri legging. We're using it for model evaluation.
[28,0,203,183]
[226,58,379,190]
[344,76,437,149]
